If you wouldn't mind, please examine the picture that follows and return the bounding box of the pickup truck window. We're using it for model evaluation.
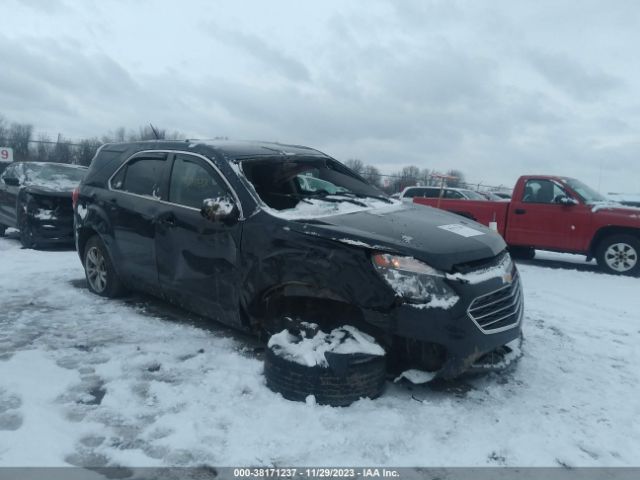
[522,179,568,204]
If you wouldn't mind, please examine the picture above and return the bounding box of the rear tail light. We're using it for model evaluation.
[72,187,80,210]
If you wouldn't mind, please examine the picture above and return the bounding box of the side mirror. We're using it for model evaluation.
[555,195,578,206]
[200,196,239,224]
[3,177,19,186]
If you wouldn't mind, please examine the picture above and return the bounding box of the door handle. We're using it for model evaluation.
[515,208,526,215]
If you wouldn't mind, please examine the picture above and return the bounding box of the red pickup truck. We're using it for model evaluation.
[413,175,640,275]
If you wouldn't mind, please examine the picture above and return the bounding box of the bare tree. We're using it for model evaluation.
[33,134,54,162]
[75,138,102,166]
[50,135,72,164]
[345,158,365,175]
[362,165,382,187]
[0,116,7,146]
[446,169,466,188]
[101,127,127,143]
[8,122,33,162]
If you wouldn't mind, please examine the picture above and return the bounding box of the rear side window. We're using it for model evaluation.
[169,155,227,209]
[112,156,166,198]
[403,188,423,198]
[423,188,441,198]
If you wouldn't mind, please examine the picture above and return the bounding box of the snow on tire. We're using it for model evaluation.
[264,325,387,407]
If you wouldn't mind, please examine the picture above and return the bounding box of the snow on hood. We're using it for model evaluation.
[608,193,640,203]
[26,176,82,192]
[591,201,640,214]
[264,197,404,220]
[268,325,385,368]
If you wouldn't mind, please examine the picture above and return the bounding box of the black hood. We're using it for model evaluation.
[294,203,506,272]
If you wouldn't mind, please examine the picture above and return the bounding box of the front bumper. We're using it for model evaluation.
[365,269,524,379]
[29,215,74,244]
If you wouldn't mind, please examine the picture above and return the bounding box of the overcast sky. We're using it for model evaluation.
[1,0,639,192]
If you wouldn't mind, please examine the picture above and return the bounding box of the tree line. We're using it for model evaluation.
[0,115,183,166]
[1,114,468,193]
[344,158,466,194]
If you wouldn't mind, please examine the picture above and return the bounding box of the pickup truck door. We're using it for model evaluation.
[506,178,591,252]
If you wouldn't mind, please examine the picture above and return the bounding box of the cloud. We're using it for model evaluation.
[15,0,69,14]
[0,0,639,193]
[207,27,311,82]
[527,50,623,102]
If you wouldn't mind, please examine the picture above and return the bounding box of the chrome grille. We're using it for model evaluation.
[468,271,523,333]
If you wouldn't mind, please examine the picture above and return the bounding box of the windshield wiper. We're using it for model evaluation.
[272,192,368,207]
[304,191,368,207]
[332,192,393,204]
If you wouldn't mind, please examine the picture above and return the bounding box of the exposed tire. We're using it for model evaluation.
[0,224,6,237]
[264,327,387,407]
[83,235,126,297]
[509,246,535,260]
[596,234,640,276]
[18,214,39,249]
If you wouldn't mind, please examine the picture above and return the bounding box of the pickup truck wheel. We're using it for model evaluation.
[596,235,640,276]
[264,325,387,407]
[83,235,126,297]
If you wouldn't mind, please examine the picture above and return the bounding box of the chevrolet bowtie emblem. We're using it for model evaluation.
[502,273,513,284]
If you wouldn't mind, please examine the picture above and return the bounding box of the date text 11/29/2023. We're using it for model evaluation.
[233,468,400,478]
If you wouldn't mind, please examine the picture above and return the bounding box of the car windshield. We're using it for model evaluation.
[24,163,87,189]
[563,177,607,204]
[240,157,388,211]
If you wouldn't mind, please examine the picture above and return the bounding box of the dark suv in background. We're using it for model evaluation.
[74,140,523,378]
[0,161,87,247]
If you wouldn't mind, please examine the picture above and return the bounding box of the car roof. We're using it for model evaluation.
[405,186,464,191]
[102,139,329,160]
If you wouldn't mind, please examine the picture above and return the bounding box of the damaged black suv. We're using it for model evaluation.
[74,140,523,379]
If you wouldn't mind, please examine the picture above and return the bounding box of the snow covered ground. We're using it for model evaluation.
[0,231,639,468]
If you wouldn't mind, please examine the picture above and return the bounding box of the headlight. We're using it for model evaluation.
[372,253,457,304]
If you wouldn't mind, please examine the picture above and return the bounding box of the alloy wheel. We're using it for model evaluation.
[85,246,108,293]
[604,242,638,273]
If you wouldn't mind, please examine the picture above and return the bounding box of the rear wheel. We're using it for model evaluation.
[83,235,126,297]
[596,235,640,276]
